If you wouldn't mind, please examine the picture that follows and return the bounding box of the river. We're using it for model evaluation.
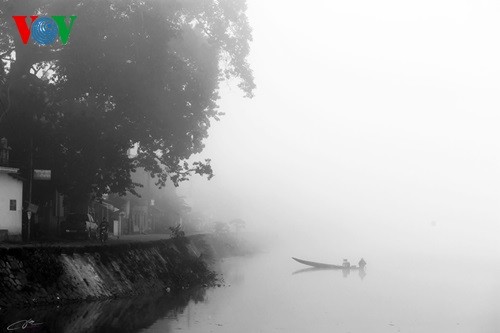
[143,244,499,333]
[1,233,499,332]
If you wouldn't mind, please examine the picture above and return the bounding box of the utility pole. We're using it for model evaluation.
[27,136,33,242]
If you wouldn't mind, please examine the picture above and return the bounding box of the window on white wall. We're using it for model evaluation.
[9,200,16,211]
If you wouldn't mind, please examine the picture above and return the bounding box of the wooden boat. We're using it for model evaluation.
[292,257,359,269]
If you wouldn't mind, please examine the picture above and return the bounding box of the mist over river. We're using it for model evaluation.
[3,229,498,333]
[2,0,500,332]
[144,237,499,333]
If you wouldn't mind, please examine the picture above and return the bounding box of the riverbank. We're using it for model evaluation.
[0,233,247,309]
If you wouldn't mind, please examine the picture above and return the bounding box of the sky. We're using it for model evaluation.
[179,0,500,254]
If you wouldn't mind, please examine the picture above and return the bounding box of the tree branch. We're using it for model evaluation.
[0,48,14,59]
[0,83,12,123]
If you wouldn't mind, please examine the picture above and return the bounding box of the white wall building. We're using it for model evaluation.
[0,166,23,241]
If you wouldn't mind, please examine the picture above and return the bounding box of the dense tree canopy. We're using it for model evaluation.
[0,0,254,203]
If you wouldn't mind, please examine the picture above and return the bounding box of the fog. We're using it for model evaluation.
[179,0,500,259]
[3,1,499,331]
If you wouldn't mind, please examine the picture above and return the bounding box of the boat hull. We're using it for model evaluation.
[292,257,359,269]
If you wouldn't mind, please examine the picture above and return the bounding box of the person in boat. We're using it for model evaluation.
[358,258,366,269]
[342,259,351,269]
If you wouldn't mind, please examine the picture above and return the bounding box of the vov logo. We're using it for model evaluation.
[12,16,77,46]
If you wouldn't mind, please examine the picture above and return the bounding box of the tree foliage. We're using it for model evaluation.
[229,218,245,232]
[0,0,254,203]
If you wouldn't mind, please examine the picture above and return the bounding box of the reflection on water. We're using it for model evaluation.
[292,266,367,281]
[0,288,207,333]
[1,246,499,333]
[359,268,366,280]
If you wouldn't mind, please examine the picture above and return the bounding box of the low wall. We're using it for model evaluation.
[0,234,228,308]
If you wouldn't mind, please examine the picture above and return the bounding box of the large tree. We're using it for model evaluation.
[0,0,254,204]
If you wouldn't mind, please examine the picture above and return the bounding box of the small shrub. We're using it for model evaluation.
[169,225,186,239]
[167,256,218,290]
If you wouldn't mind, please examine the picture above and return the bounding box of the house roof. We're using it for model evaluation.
[0,166,25,182]
[94,200,120,212]
[0,166,19,174]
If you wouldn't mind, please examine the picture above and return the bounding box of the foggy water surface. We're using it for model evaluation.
[143,231,500,333]
[2,231,498,333]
